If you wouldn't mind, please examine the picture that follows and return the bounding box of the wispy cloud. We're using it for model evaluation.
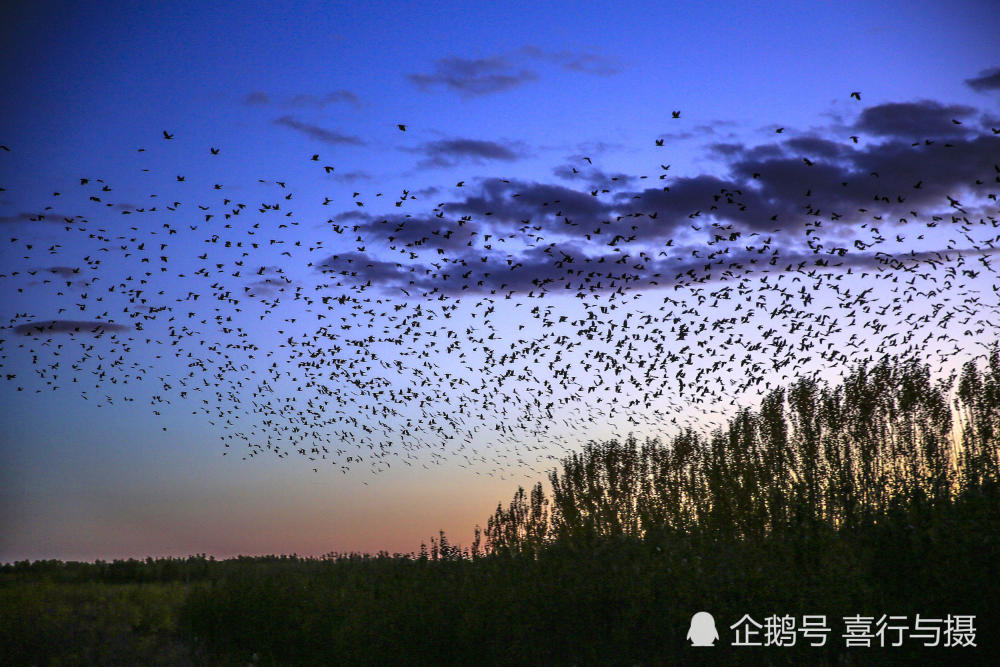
[334,170,373,182]
[407,138,528,168]
[13,320,130,335]
[273,116,366,145]
[44,266,81,278]
[243,91,270,105]
[0,211,80,224]
[289,90,362,109]
[520,46,621,76]
[406,47,621,97]
[407,56,538,96]
[244,90,362,108]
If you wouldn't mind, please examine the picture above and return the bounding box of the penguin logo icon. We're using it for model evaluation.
[687,611,719,646]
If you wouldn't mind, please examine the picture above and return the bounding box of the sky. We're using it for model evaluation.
[1,0,999,562]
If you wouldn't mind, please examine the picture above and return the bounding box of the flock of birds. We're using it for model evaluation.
[2,95,999,480]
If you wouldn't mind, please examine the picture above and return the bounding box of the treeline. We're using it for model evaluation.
[1,554,220,584]
[5,349,999,664]
[172,349,998,664]
[0,551,454,585]
[485,350,1000,554]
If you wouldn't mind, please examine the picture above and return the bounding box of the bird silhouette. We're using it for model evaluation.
[2,89,997,480]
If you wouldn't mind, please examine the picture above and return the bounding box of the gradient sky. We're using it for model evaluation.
[1,0,999,562]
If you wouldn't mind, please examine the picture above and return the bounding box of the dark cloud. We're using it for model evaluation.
[408,138,526,168]
[713,119,1000,230]
[314,251,416,286]
[355,213,477,252]
[707,142,745,158]
[407,56,538,96]
[323,232,1000,297]
[45,266,81,278]
[411,185,441,198]
[334,170,373,182]
[486,126,994,245]
[853,101,976,139]
[0,211,79,224]
[782,137,847,160]
[244,91,270,105]
[327,209,370,223]
[318,101,1000,296]
[273,116,366,145]
[553,163,642,192]
[965,67,1000,93]
[13,320,130,335]
[613,173,776,239]
[443,177,612,228]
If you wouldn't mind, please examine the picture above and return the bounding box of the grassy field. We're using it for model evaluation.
[0,580,198,665]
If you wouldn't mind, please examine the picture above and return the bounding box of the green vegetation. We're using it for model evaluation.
[3,350,999,664]
[0,580,195,665]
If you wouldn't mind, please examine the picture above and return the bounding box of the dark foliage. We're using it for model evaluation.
[3,349,999,665]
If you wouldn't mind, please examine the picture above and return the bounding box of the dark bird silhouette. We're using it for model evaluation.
[3,89,997,481]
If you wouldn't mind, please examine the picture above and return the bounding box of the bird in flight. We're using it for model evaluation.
[3,85,997,482]
[162,130,174,139]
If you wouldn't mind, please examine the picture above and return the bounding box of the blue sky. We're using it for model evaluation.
[1,0,999,561]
